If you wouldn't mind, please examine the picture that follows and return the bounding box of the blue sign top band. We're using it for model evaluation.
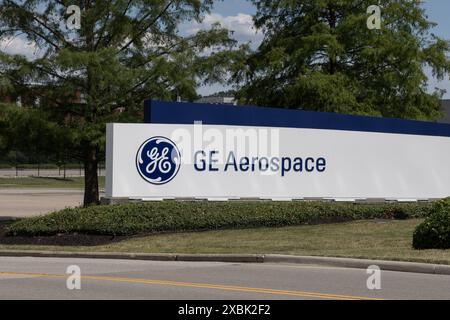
[144,100,450,138]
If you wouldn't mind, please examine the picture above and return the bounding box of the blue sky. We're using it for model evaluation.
[199,0,450,97]
[211,0,256,16]
[210,0,450,37]
[421,1,450,39]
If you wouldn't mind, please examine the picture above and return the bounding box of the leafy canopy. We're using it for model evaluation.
[236,0,450,120]
[0,0,248,204]
[0,0,247,152]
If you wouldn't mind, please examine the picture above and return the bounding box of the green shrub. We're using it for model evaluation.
[383,207,409,220]
[7,201,433,237]
[413,198,450,250]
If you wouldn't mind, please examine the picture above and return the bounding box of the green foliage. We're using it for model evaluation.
[0,103,11,153]
[7,201,433,237]
[413,198,450,249]
[0,0,248,204]
[236,0,450,120]
[0,104,68,163]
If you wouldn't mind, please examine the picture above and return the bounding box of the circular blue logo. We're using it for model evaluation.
[136,137,181,185]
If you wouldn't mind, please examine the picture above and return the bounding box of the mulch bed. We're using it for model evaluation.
[0,223,125,247]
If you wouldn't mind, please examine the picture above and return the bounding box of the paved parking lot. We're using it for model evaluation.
[0,189,85,218]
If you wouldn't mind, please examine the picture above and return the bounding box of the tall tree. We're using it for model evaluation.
[237,0,450,120]
[0,0,246,205]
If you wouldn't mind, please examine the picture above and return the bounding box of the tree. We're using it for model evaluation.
[0,103,65,168]
[0,103,11,154]
[0,0,246,205]
[236,0,450,120]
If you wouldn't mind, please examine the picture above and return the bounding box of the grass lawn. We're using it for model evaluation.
[2,219,450,265]
[0,176,105,189]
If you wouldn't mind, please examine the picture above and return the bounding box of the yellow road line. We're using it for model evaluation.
[0,271,383,300]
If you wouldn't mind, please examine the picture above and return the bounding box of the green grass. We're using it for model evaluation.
[2,219,450,265]
[6,201,433,237]
[0,176,105,189]
[3,200,446,265]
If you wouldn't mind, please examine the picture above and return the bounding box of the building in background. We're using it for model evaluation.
[0,84,87,108]
[195,91,236,105]
[195,96,236,105]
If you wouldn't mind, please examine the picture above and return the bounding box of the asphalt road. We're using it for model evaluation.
[0,189,84,218]
[0,257,449,300]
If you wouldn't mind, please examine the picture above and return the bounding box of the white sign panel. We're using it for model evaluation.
[106,123,450,201]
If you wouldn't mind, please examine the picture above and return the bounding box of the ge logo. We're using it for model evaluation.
[136,137,181,185]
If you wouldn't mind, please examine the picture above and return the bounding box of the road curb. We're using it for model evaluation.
[0,251,449,275]
[0,251,178,261]
[264,255,450,275]
[176,254,264,263]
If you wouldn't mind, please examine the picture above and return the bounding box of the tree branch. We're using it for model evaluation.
[117,0,175,53]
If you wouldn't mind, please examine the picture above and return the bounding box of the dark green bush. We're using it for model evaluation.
[383,207,409,220]
[413,198,450,250]
[7,201,433,237]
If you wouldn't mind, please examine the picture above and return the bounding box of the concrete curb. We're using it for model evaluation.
[176,254,264,263]
[0,251,178,261]
[264,255,450,276]
[0,251,449,275]
[0,251,264,264]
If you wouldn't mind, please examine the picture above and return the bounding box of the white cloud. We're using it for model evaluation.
[0,36,39,59]
[184,13,263,48]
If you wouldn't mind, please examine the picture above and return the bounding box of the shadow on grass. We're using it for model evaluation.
[31,176,77,182]
[0,222,125,247]
[0,216,356,248]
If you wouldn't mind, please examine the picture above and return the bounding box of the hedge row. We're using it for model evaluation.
[6,201,434,237]
[413,198,450,250]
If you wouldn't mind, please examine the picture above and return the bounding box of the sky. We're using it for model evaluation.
[197,0,450,97]
[205,0,450,46]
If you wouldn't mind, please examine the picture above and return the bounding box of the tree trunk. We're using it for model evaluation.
[84,146,100,206]
[327,5,337,75]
